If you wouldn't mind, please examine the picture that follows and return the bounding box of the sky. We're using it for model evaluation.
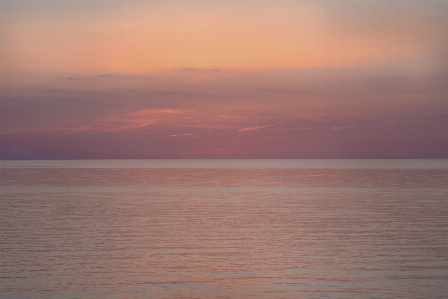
[1,0,448,159]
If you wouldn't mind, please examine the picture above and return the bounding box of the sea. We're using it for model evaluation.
[1,159,447,299]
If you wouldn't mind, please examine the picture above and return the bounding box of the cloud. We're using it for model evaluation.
[181,67,197,72]
[117,122,154,130]
[174,67,222,72]
[132,109,193,115]
[70,126,94,132]
[98,108,194,132]
[331,126,349,130]
[39,108,195,134]
[238,121,283,132]
[215,114,241,119]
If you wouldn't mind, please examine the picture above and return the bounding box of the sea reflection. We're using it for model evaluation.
[1,160,447,298]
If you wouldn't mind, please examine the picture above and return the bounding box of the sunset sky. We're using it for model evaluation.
[1,0,447,158]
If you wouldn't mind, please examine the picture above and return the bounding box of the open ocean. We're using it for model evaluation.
[1,159,448,299]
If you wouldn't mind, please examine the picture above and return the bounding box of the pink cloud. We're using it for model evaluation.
[99,108,194,132]
[238,121,283,132]
[215,114,241,119]
[132,109,193,115]
[331,126,349,130]
[118,122,154,130]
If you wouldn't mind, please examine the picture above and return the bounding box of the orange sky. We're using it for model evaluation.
[1,1,447,158]
[2,1,443,73]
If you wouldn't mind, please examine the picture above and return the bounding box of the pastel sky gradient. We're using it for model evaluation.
[1,0,447,158]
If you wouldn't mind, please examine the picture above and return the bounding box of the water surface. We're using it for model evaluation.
[1,160,447,298]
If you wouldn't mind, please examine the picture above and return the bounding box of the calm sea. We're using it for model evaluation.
[1,159,448,299]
